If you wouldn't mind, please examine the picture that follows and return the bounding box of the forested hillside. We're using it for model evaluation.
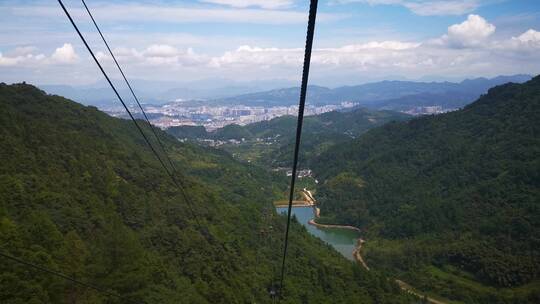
[0,83,412,303]
[312,76,540,303]
[166,125,209,139]
[168,108,408,168]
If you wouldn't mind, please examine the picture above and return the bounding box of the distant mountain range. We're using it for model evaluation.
[39,78,296,107]
[38,75,531,112]
[212,75,532,110]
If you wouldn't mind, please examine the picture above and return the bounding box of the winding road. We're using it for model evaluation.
[304,191,448,304]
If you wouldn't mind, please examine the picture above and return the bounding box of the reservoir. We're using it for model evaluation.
[276,206,360,261]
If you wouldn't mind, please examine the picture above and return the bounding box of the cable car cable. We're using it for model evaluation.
[80,0,176,173]
[57,0,201,229]
[277,0,319,300]
[79,0,202,231]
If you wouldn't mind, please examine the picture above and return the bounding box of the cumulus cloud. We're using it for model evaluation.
[133,21,539,76]
[433,14,495,48]
[0,43,80,67]
[1,15,539,84]
[206,16,539,79]
[495,29,540,54]
[0,46,42,66]
[210,45,303,68]
[144,45,180,58]
[0,53,23,66]
[0,53,47,67]
[210,41,422,68]
[93,44,207,67]
[0,46,46,67]
[514,29,540,44]
[200,0,294,9]
[336,0,480,16]
[51,43,78,63]
[5,46,39,57]
[209,40,433,72]
[140,45,206,66]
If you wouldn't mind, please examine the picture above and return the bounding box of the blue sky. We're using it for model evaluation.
[1,0,540,86]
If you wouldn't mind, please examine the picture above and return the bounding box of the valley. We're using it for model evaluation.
[1,76,538,303]
[164,76,540,303]
[3,1,540,303]
[0,83,414,303]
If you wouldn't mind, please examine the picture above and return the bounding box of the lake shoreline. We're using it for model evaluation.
[278,197,447,304]
[307,210,368,269]
[275,197,369,270]
[308,209,446,303]
[307,219,362,233]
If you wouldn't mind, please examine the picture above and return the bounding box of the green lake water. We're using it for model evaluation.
[276,206,360,261]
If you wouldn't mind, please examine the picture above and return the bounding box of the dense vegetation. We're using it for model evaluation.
[167,108,408,168]
[0,83,415,303]
[312,77,540,303]
[166,125,208,139]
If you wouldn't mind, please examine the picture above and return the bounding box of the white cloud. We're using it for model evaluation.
[4,28,539,83]
[139,45,207,67]
[495,29,540,54]
[6,46,38,57]
[9,4,344,25]
[205,18,539,80]
[144,45,180,58]
[209,40,429,71]
[200,0,294,9]
[95,44,208,67]
[0,43,79,67]
[51,43,78,63]
[514,29,540,44]
[95,51,110,62]
[335,0,480,16]
[404,0,479,16]
[333,41,420,50]
[0,52,47,67]
[433,14,495,48]
[448,14,495,41]
[210,45,302,68]
[210,41,421,68]
[1,13,539,85]
[0,53,22,66]
[0,46,43,66]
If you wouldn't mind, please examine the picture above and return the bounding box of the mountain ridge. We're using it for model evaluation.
[210,74,531,108]
[37,75,531,109]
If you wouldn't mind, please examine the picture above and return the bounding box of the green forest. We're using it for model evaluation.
[2,77,539,303]
[0,83,416,303]
[311,76,540,303]
[167,107,409,168]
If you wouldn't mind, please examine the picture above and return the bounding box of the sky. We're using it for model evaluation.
[1,0,540,87]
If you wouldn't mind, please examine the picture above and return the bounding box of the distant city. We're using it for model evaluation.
[49,74,529,131]
[104,100,460,131]
[105,101,358,131]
